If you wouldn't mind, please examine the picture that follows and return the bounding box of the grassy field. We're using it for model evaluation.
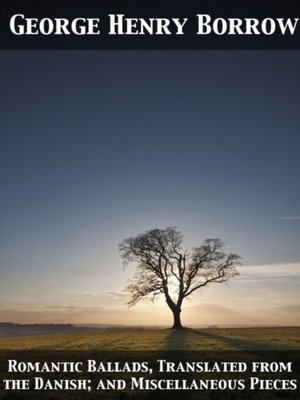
[0,328,299,399]
[0,327,299,350]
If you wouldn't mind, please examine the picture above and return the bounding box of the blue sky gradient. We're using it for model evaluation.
[0,51,299,325]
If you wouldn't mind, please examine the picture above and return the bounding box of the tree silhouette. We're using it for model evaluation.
[119,227,241,329]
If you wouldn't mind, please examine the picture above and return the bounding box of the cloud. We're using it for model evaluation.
[0,304,105,314]
[275,215,300,221]
[0,302,132,325]
[272,304,300,312]
[236,262,300,282]
[0,301,167,325]
[101,291,129,301]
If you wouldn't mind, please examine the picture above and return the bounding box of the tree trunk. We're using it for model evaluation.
[171,307,183,329]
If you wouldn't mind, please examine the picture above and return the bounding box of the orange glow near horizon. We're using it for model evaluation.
[0,263,299,327]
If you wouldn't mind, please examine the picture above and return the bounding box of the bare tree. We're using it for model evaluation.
[119,227,241,329]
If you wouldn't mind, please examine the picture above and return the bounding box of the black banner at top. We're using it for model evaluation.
[0,0,300,50]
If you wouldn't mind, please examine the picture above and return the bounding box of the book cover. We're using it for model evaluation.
[0,1,299,398]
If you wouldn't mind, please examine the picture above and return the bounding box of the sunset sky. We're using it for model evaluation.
[0,51,299,326]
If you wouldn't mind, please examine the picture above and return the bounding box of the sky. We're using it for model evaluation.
[0,51,299,327]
